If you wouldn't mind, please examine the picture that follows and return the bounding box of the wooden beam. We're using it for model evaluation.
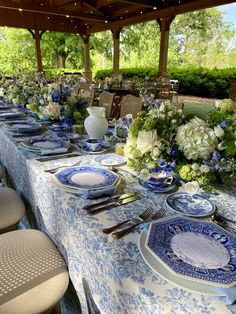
[0,1,106,22]
[116,0,158,8]
[86,0,236,34]
[82,0,106,17]
[0,8,86,34]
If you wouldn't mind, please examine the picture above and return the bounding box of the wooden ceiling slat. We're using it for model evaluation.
[0,0,234,34]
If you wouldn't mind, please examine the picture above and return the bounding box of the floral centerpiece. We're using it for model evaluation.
[124,98,236,189]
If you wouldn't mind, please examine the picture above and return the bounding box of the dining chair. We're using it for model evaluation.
[82,277,101,314]
[0,229,69,314]
[169,81,180,103]
[0,187,26,234]
[98,91,115,119]
[156,85,171,101]
[120,94,143,118]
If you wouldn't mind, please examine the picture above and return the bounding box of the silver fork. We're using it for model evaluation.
[112,208,166,239]
[102,207,153,234]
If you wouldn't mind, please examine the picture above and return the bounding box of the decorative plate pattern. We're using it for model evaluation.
[25,138,68,150]
[165,192,215,217]
[95,154,126,167]
[56,132,80,140]
[54,166,119,190]
[146,216,236,287]
[139,180,177,193]
[0,111,22,119]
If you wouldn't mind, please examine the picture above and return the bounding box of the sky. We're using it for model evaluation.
[218,3,236,27]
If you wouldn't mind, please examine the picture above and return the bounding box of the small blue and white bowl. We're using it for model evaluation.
[85,139,103,152]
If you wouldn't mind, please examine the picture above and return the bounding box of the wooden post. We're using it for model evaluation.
[156,16,175,76]
[111,28,122,75]
[28,29,45,73]
[82,34,92,84]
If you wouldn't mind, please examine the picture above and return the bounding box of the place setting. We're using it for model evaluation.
[51,165,125,199]
[19,138,70,156]
[2,120,43,133]
[139,215,236,301]
[0,110,25,120]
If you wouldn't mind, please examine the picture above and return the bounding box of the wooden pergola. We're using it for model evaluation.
[0,0,234,81]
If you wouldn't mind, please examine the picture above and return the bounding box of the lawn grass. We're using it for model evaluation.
[183,101,214,119]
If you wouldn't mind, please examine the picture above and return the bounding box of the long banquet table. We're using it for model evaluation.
[0,127,236,314]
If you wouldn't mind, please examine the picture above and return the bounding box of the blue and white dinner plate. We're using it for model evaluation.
[95,154,126,167]
[53,166,119,190]
[56,132,80,140]
[145,216,236,287]
[165,192,215,217]
[139,229,226,296]
[3,120,42,133]
[139,180,177,193]
[22,138,69,151]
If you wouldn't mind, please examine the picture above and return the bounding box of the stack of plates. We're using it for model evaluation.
[139,216,236,296]
[3,120,42,133]
[52,165,120,198]
[0,111,23,120]
[20,138,69,155]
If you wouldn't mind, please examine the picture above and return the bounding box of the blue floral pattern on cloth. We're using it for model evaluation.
[1,127,236,313]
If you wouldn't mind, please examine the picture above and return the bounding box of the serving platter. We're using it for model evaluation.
[145,216,236,288]
[165,192,215,217]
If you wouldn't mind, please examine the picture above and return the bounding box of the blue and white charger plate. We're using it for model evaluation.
[165,192,215,217]
[22,138,68,151]
[53,166,119,190]
[139,229,225,296]
[139,180,177,193]
[95,154,126,167]
[145,216,236,287]
[3,120,42,133]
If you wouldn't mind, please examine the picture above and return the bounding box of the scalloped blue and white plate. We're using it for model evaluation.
[53,166,119,190]
[95,154,126,167]
[145,216,236,287]
[3,120,42,133]
[165,192,215,217]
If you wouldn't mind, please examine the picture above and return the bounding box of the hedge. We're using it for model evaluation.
[94,67,236,99]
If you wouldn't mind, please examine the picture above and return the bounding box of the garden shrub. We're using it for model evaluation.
[94,67,236,98]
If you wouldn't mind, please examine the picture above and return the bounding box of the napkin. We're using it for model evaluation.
[216,287,236,305]
[39,147,68,156]
[86,186,117,199]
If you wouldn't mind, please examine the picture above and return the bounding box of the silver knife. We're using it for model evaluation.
[35,152,81,162]
[88,195,141,215]
[83,192,139,210]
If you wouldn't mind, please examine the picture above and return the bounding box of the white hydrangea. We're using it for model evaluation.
[176,117,218,160]
[42,102,61,119]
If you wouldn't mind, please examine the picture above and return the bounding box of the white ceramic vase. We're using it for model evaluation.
[84,107,108,139]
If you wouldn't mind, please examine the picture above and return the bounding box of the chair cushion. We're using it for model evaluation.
[0,229,69,314]
[0,187,26,230]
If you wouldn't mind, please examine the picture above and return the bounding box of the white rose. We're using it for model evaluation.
[137,130,157,155]
[191,163,199,170]
[200,164,210,173]
[152,147,161,157]
[159,104,165,112]
[139,169,150,181]
[184,181,200,194]
[214,125,224,138]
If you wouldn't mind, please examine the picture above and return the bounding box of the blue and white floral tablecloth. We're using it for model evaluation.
[0,128,236,314]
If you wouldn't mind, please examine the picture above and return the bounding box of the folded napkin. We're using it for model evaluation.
[39,147,68,156]
[216,287,236,305]
[85,186,117,199]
